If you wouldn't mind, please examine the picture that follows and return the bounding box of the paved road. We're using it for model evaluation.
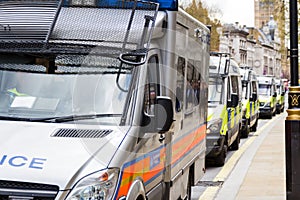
[192,112,286,200]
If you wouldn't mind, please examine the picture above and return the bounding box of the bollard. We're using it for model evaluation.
[286,86,300,199]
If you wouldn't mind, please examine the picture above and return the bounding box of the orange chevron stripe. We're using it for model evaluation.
[116,124,206,199]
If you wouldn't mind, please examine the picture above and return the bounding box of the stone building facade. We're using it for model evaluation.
[218,22,282,78]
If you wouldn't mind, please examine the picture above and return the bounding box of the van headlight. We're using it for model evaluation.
[265,102,270,107]
[67,168,119,200]
[207,118,222,134]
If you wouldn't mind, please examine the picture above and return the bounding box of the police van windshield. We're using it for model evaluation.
[209,56,227,75]
[208,77,223,104]
[258,84,271,96]
[0,53,133,124]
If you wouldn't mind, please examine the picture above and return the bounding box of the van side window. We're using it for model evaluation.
[176,56,185,112]
[144,55,159,115]
[227,77,232,102]
[187,60,200,106]
[252,81,257,94]
[231,76,239,95]
[186,61,194,110]
[176,57,200,114]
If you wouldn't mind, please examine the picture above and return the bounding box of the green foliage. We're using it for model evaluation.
[184,0,221,51]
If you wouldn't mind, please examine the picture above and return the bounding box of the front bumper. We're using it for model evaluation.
[259,107,272,116]
[206,134,226,158]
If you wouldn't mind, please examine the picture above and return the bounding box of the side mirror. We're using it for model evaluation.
[155,96,174,133]
[250,93,257,102]
[141,96,174,133]
[228,94,239,108]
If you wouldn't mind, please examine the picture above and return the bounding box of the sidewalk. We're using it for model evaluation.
[235,113,286,200]
[217,113,286,200]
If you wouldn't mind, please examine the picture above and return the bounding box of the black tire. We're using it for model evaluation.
[250,119,258,132]
[214,145,227,167]
[241,120,250,138]
[268,112,273,119]
[276,108,280,114]
[230,132,240,151]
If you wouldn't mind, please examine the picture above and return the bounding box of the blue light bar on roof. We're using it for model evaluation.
[145,0,177,10]
[63,0,177,10]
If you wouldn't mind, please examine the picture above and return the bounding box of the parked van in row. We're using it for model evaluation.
[240,67,259,138]
[275,78,285,113]
[206,52,242,166]
[0,0,210,199]
[257,75,277,119]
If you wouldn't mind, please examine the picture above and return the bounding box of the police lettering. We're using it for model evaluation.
[0,155,46,169]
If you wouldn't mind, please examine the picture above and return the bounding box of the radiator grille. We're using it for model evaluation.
[53,128,113,138]
[0,180,59,200]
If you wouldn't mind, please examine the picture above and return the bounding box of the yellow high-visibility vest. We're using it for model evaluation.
[7,88,27,96]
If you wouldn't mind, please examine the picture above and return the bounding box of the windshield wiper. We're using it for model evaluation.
[35,114,122,123]
[0,115,34,121]
[0,114,122,123]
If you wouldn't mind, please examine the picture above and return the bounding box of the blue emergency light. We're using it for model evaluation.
[63,0,178,10]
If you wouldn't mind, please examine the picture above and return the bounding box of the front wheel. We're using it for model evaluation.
[214,144,227,167]
[267,112,273,119]
[250,119,258,132]
[241,120,250,138]
[230,132,240,151]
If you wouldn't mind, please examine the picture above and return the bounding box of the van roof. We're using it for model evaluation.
[0,1,163,57]
[209,55,240,76]
[240,68,257,82]
[257,75,275,84]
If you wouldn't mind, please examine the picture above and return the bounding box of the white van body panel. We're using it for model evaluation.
[1,120,128,189]
[0,2,209,200]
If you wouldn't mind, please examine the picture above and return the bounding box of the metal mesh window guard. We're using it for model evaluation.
[0,0,159,61]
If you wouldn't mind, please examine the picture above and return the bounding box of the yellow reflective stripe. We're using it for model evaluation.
[207,113,213,122]
[246,100,250,119]
[220,106,227,135]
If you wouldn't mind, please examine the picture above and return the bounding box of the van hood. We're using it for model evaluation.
[207,103,225,121]
[259,95,271,103]
[0,120,128,189]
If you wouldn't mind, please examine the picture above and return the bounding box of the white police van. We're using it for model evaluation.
[240,67,259,138]
[0,0,210,199]
[206,52,242,166]
[258,75,277,119]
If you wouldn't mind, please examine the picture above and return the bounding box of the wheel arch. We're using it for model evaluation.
[126,177,146,200]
